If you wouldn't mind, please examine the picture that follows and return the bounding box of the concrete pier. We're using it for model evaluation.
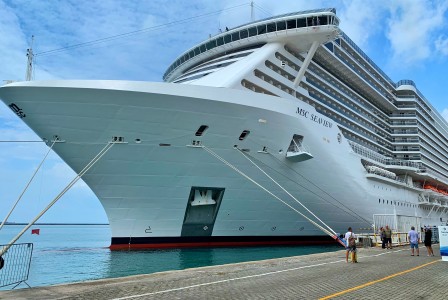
[0,244,446,299]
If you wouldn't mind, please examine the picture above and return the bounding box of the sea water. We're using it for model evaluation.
[0,225,340,289]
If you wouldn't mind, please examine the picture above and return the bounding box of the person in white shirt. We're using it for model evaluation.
[408,226,419,256]
[344,227,357,263]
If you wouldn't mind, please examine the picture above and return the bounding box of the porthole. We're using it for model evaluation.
[239,130,250,140]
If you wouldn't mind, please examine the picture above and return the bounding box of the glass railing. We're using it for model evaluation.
[334,51,391,100]
[389,114,416,117]
[340,32,396,87]
[348,141,422,169]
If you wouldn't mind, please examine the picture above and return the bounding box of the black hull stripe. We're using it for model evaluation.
[110,235,337,250]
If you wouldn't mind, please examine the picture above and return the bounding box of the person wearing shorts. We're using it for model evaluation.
[408,226,419,256]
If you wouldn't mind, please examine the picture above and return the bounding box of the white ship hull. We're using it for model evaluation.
[0,80,441,248]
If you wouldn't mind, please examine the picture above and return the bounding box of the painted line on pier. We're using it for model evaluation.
[319,260,440,300]
[110,248,407,300]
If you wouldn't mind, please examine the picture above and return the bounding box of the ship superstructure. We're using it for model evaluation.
[1,8,447,249]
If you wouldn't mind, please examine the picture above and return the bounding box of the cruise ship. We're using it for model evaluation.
[1,8,447,249]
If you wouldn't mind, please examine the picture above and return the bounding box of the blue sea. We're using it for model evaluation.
[0,225,340,289]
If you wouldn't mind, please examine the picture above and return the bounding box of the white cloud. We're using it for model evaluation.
[337,0,386,48]
[435,35,448,56]
[385,0,448,64]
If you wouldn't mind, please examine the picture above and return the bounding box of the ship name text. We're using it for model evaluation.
[296,107,332,128]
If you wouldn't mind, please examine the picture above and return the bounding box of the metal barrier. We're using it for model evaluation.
[357,232,411,248]
[0,243,33,289]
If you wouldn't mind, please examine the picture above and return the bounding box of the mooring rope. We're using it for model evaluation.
[236,147,338,236]
[202,145,344,246]
[0,140,57,231]
[246,137,371,225]
[0,142,114,257]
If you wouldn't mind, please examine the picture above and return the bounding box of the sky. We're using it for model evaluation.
[0,0,447,224]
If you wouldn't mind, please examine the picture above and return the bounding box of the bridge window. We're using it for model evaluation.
[287,19,296,29]
[267,22,276,32]
[248,26,257,37]
[318,16,327,25]
[206,41,215,50]
[258,24,266,34]
[217,37,224,46]
[297,18,306,28]
[276,21,286,31]
[240,29,248,39]
[224,34,231,44]
[200,44,206,52]
[232,32,239,42]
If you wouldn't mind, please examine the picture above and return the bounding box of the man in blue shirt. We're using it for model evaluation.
[408,226,420,256]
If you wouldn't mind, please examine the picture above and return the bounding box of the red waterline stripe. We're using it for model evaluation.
[109,240,336,250]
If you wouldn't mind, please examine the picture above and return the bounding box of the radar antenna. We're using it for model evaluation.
[25,35,34,81]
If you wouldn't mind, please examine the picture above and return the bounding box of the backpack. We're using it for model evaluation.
[348,233,356,247]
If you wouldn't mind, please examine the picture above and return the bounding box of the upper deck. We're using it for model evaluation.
[163,8,340,82]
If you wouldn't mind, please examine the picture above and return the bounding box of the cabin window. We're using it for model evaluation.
[195,125,209,136]
[239,130,250,141]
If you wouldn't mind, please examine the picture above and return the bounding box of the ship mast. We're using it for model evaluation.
[250,1,254,22]
[25,35,34,81]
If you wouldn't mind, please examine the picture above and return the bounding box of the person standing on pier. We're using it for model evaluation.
[379,227,386,249]
[408,226,419,256]
[384,225,392,249]
[344,227,357,263]
[424,227,435,256]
